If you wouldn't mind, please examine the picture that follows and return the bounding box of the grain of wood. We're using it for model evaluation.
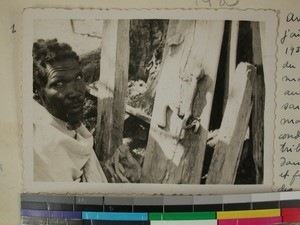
[250,21,265,184]
[222,21,239,114]
[206,62,256,184]
[141,20,225,184]
[95,20,130,162]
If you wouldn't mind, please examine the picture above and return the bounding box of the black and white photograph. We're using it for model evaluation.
[22,9,277,195]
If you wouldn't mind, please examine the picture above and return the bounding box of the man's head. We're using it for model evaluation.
[33,39,86,129]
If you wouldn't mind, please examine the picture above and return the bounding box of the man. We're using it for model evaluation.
[32,39,107,182]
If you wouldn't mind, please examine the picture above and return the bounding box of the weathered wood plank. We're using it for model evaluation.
[222,21,239,114]
[206,63,256,184]
[95,20,130,162]
[229,21,239,81]
[126,104,151,124]
[250,21,265,184]
[141,20,225,184]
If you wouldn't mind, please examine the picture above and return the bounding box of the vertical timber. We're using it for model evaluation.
[206,63,256,184]
[141,20,225,184]
[250,21,265,184]
[95,20,130,162]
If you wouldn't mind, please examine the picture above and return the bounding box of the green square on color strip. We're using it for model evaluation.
[149,212,216,220]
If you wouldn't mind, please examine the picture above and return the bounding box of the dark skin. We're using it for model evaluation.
[39,58,86,129]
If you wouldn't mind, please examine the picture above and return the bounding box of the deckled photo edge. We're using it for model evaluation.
[22,8,278,195]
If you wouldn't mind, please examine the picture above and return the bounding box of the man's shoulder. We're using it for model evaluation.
[33,99,52,125]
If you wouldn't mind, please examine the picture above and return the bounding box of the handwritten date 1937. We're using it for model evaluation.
[284,46,300,56]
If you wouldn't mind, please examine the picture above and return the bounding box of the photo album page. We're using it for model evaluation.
[0,0,299,224]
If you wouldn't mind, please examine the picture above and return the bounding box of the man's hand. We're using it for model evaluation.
[207,129,219,148]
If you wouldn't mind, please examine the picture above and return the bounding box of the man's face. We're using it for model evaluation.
[40,58,86,126]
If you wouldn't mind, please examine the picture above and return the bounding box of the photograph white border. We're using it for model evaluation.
[22,8,277,195]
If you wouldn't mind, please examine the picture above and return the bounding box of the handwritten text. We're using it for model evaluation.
[198,0,239,7]
[286,13,300,23]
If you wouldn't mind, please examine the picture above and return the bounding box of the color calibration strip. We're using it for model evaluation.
[20,192,300,225]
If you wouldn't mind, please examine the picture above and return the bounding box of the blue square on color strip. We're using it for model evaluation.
[83,221,150,225]
[82,212,148,221]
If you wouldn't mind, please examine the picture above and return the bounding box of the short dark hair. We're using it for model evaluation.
[32,39,79,93]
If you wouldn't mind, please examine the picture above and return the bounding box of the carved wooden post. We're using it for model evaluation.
[95,20,130,162]
[141,20,225,184]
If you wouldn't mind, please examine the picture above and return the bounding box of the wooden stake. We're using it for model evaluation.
[222,21,239,115]
[250,21,265,184]
[95,20,130,162]
[206,63,256,184]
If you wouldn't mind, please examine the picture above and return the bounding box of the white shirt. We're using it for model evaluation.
[33,100,107,182]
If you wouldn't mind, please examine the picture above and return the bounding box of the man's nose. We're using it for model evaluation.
[66,83,82,98]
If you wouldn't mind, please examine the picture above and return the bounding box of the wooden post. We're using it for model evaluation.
[206,63,256,184]
[250,21,265,184]
[95,20,130,162]
[229,21,239,81]
[141,20,225,184]
[222,21,239,114]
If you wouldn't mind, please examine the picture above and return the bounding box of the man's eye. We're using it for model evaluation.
[75,75,83,81]
[55,81,64,87]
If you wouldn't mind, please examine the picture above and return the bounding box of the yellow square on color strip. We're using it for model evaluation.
[217,209,280,219]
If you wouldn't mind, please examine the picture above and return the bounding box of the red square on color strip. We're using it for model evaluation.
[282,208,300,223]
